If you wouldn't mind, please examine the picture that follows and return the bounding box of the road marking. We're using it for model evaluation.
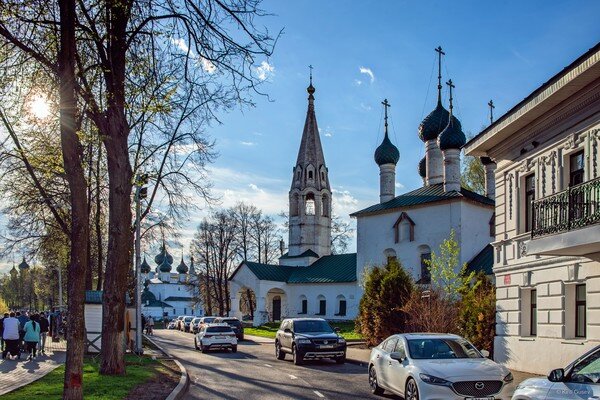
[288,374,298,380]
[264,363,273,367]
[314,390,325,398]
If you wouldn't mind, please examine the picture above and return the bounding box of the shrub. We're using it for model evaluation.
[458,272,496,356]
[356,259,413,346]
[403,287,459,334]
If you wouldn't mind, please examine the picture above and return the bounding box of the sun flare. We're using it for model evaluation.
[29,95,51,120]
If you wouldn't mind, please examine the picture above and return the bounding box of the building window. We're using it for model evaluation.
[336,295,347,316]
[570,151,585,186]
[308,170,313,179]
[184,308,187,314]
[299,296,307,315]
[489,214,495,237]
[576,284,586,338]
[322,195,329,217]
[524,174,535,232]
[420,252,431,284]
[316,295,326,315]
[305,193,315,215]
[530,289,537,336]
[291,193,300,216]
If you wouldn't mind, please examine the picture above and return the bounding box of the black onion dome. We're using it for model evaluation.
[419,101,450,142]
[18,258,30,270]
[154,246,173,266]
[439,116,466,151]
[141,284,156,303]
[374,134,400,166]
[140,257,151,274]
[176,258,189,274]
[418,156,426,178]
[158,256,172,273]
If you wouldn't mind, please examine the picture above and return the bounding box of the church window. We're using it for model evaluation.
[336,295,347,316]
[299,295,308,314]
[418,245,431,284]
[489,214,495,237]
[384,248,397,265]
[291,193,300,216]
[321,195,329,217]
[305,193,315,215]
[184,307,187,314]
[393,212,415,243]
[321,171,325,181]
[308,170,313,179]
[316,295,326,315]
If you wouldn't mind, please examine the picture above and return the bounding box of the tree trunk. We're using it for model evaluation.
[58,0,89,398]
[85,141,93,291]
[95,144,103,291]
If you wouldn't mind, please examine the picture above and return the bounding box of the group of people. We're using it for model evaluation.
[0,311,51,361]
[141,314,154,335]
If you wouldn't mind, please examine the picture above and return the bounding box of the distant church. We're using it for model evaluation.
[140,245,203,319]
[230,50,493,326]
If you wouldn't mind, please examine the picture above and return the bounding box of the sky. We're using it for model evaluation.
[1,1,600,273]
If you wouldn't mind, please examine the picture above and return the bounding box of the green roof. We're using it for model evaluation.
[164,296,194,302]
[231,253,357,284]
[351,184,493,217]
[466,244,494,276]
[280,249,320,259]
[144,299,173,308]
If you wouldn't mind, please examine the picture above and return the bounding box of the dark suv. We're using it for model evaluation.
[214,317,244,341]
[275,318,346,365]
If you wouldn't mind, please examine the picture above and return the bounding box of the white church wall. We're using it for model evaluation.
[286,283,358,320]
[459,201,496,265]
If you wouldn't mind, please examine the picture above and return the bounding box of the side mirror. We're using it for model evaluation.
[480,350,490,358]
[334,327,341,333]
[548,368,565,382]
[284,328,292,334]
[390,352,405,362]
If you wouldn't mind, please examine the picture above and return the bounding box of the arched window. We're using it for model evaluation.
[393,212,415,243]
[321,171,325,181]
[384,248,397,265]
[298,295,308,315]
[308,170,313,179]
[316,295,326,315]
[291,193,300,216]
[321,194,329,217]
[335,295,347,317]
[417,245,432,284]
[305,193,315,215]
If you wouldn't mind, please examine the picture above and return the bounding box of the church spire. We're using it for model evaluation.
[435,46,445,105]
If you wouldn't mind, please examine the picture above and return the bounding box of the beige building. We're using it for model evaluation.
[465,42,600,374]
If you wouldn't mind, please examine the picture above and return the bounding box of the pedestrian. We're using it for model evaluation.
[2,312,20,360]
[38,312,49,355]
[141,314,146,334]
[23,314,40,360]
[16,311,28,353]
[0,312,7,352]
[146,316,154,335]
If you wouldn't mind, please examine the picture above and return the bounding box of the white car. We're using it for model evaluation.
[368,333,513,400]
[194,323,238,353]
[512,345,600,400]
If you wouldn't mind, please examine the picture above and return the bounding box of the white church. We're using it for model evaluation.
[230,51,494,326]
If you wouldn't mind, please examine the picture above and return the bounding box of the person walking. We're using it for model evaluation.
[2,312,20,360]
[16,311,28,353]
[23,314,40,360]
[0,312,7,352]
[146,316,154,335]
[38,312,49,355]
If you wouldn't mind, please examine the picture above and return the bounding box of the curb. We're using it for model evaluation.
[144,335,190,400]
[345,357,368,368]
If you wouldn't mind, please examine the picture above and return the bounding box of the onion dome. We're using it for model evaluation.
[18,257,30,270]
[10,265,18,275]
[176,257,189,274]
[480,156,494,165]
[374,99,399,166]
[140,257,151,274]
[158,256,172,273]
[141,282,156,304]
[154,245,173,267]
[419,101,450,142]
[418,156,426,178]
[438,79,466,151]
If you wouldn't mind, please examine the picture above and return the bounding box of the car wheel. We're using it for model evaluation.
[200,341,208,353]
[232,346,237,353]
[292,345,303,365]
[405,378,419,400]
[194,338,199,351]
[368,365,384,395]
[335,355,346,364]
[275,342,286,360]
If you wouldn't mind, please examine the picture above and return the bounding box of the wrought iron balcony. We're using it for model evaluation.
[532,177,600,239]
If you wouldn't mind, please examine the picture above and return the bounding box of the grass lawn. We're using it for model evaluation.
[3,355,169,400]
[244,321,362,341]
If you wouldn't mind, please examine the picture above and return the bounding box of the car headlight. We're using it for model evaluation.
[419,373,453,387]
[503,372,514,383]
[297,339,311,344]
[338,338,346,343]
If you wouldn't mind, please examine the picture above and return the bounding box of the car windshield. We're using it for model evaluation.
[222,319,241,327]
[294,320,333,333]
[203,317,216,323]
[206,326,233,333]
[184,317,193,322]
[407,338,482,359]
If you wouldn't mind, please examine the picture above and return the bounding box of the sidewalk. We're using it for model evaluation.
[0,339,67,396]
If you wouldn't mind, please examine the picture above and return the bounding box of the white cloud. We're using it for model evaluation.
[171,38,190,54]
[248,183,264,192]
[240,141,256,146]
[170,37,216,74]
[200,57,217,74]
[256,61,275,81]
[360,103,372,111]
[354,79,363,86]
[395,182,405,189]
[359,66,375,83]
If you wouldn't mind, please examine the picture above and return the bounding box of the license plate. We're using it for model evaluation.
[320,344,334,349]
[466,397,494,400]
[214,336,225,340]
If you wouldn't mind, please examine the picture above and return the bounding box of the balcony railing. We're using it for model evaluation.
[532,177,600,238]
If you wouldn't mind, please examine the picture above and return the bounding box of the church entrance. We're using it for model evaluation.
[272,296,281,321]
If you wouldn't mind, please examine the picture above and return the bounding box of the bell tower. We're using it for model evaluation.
[288,69,332,259]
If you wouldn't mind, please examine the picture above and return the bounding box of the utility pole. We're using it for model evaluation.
[134,173,148,355]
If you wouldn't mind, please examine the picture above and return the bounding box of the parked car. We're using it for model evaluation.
[368,333,513,400]
[190,317,202,334]
[274,318,346,365]
[167,320,177,330]
[194,323,238,353]
[180,316,194,332]
[174,315,185,330]
[196,316,217,332]
[214,317,244,341]
[512,345,600,400]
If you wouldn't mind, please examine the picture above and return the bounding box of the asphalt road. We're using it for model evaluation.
[152,329,398,400]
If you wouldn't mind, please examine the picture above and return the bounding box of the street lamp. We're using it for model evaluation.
[134,173,148,355]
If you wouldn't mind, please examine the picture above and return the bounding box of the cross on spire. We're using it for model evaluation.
[488,99,495,124]
[382,99,391,135]
[435,46,445,104]
[446,79,455,116]
[309,64,313,85]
